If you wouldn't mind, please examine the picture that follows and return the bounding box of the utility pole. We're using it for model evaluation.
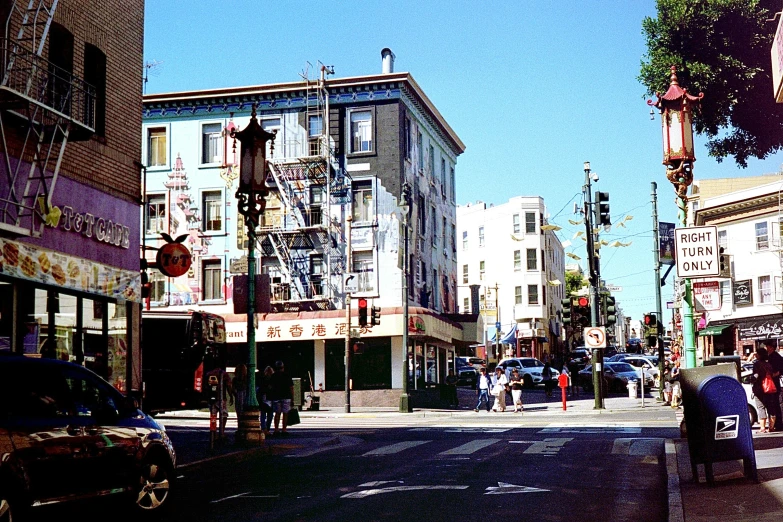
[583,162,604,410]
[344,215,352,413]
[494,283,500,362]
[651,182,665,401]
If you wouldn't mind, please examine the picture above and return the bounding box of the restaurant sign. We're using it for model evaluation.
[739,317,783,341]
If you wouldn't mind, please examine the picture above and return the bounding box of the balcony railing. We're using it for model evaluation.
[0,40,95,131]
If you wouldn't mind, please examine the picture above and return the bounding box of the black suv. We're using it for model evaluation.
[0,356,176,519]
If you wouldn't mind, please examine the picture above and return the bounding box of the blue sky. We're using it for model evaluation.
[144,0,783,323]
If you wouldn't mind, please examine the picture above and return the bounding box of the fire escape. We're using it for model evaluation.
[262,66,351,312]
[0,0,95,236]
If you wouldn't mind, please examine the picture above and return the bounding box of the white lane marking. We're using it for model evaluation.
[485,482,550,495]
[358,481,404,487]
[342,485,469,498]
[410,428,511,433]
[439,439,502,455]
[362,440,431,456]
[524,438,573,455]
[210,492,280,503]
[540,426,642,434]
[611,438,663,455]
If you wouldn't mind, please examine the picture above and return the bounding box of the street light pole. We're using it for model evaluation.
[232,103,275,443]
[651,182,665,400]
[648,66,704,369]
[344,214,353,413]
[399,182,412,413]
[583,161,604,410]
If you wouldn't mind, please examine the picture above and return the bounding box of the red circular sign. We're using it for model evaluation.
[156,242,192,277]
[358,298,367,308]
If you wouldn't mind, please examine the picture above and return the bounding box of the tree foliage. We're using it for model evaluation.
[565,271,585,297]
[639,0,783,167]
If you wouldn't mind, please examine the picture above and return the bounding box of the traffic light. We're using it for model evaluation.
[605,295,616,326]
[357,298,368,326]
[574,296,590,327]
[595,192,611,227]
[141,270,151,299]
[371,306,381,326]
[643,312,658,335]
[719,247,731,278]
[561,298,572,326]
[352,341,366,354]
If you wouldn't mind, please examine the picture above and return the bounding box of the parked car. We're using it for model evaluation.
[741,366,758,426]
[622,356,658,387]
[579,362,640,393]
[0,355,176,519]
[497,357,560,388]
[455,358,478,386]
[458,356,486,372]
[567,348,592,369]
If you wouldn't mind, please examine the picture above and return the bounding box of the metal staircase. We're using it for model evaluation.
[0,0,95,236]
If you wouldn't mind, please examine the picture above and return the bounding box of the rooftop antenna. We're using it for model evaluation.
[144,60,164,94]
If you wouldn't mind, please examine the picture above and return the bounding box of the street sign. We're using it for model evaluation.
[694,281,721,312]
[230,256,248,274]
[583,326,607,349]
[496,321,501,330]
[605,285,623,292]
[674,225,720,278]
[345,273,359,293]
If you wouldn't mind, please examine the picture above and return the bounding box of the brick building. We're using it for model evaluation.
[0,1,144,394]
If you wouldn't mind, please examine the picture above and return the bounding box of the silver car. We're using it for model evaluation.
[497,357,560,388]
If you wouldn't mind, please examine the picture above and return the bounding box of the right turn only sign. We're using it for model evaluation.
[674,225,720,278]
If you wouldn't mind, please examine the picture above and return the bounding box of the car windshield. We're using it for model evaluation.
[609,363,635,373]
[521,359,544,368]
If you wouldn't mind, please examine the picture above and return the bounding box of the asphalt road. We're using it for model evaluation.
[157,423,677,522]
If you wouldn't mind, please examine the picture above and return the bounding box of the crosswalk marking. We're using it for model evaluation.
[439,439,502,455]
[524,438,572,455]
[363,440,431,456]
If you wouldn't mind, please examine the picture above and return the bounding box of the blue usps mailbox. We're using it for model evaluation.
[691,374,757,484]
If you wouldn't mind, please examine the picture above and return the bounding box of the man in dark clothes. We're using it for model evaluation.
[765,339,783,431]
[268,360,294,435]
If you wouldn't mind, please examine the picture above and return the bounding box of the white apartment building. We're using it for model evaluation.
[692,178,783,358]
[456,197,565,362]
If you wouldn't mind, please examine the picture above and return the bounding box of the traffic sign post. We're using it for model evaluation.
[674,225,720,278]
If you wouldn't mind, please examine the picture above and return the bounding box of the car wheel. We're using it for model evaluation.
[0,496,13,522]
[134,457,173,513]
[523,375,534,389]
[748,404,758,426]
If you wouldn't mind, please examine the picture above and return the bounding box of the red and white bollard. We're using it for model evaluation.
[558,373,570,411]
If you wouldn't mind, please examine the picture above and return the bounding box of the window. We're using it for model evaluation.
[525,212,536,234]
[759,275,772,304]
[308,115,323,156]
[83,44,106,136]
[462,230,468,250]
[440,158,446,196]
[515,286,522,305]
[442,217,447,247]
[349,110,372,153]
[418,196,426,235]
[451,224,457,253]
[526,248,538,270]
[718,229,728,249]
[202,259,222,301]
[353,251,375,293]
[48,23,73,116]
[756,222,769,250]
[479,261,485,281]
[309,186,323,226]
[310,255,324,297]
[450,166,455,202]
[513,250,521,271]
[261,118,281,158]
[417,131,424,171]
[528,284,539,305]
[150,272,166,302]
[478,226,485,247]
[146,194,166,234]
[463,297,469,313]
[404,117,411,159]
[201,123,222,164]
[352,180,373,222]
[428,144,435,174]
[462,264,468,284]
[147,127,167,167]
[512,214,520,234]
[720,280,731,307]
[202,190,222,231]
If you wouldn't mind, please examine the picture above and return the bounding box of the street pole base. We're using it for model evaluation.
[235,408,265,444]
[399,393,412,413]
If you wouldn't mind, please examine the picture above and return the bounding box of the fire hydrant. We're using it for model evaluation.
[558,373,570,411]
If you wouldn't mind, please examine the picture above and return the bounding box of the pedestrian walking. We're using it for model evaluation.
[753,346,778,433]
[232,363,248,420]
[567,357,580,396]
[764,339,783,431]
[445,369,459,407]
[268,360,294,435]
[662,360,673,405]
[542,362,554,398]
[257,365,274,436]
[509,369,524,412]
[491,366,508,412]
[474,368,492,412]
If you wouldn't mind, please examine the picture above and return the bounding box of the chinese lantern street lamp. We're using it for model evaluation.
[232,103,276,442]
[648,66,703,369]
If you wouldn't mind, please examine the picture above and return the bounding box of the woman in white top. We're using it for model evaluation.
[491,367,509,412]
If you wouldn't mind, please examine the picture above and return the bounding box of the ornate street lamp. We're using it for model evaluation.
[232,103,275,442]
[399,182,412,413]
[648,66,704,369]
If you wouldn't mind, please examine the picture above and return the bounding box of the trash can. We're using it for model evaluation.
[309,395,320,411]
[627,380,638,398]
[292,378,302,411]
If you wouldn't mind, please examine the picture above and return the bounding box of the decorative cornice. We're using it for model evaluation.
[695,193,780,225]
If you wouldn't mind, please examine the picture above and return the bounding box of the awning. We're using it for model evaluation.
[500,323,517,344]
[698,324,731,337]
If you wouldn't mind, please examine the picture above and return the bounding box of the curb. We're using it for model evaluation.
[666,439,684,522]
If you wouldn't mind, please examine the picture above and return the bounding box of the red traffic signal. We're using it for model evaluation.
[577,296,589,307]
[643,313,655,326]
[357,298,368,326]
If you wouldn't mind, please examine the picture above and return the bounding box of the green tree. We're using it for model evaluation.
[565,271,585,297]
[639,0,783,167]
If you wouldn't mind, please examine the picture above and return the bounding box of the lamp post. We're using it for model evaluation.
[583,161,604,409]
[648,66,704,369]
[232,103,275,442]
[399,182,412,412]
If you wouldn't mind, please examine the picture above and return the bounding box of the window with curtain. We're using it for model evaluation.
[201,123,222,164]
[515,286,522,305]
[350,110,372,153]
[202,190,222,231]
[756,222,769,250]
[202,259,222,301]
[759,275,772,304]
[352,180,373,223]
[527,248,537,270]
[146,194,166,234]
[147,128,167,167]
[528,285,539,305]
[262,117,281,158]
[353,251,375,293]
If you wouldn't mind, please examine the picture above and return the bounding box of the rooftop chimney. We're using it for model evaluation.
[381,48,395,74]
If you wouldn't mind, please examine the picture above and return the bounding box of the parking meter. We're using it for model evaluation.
[558,373,569,411]
[208,374,219,448]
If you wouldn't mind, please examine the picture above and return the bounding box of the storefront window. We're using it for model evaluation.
[107,301,128,392]
[0,282,12,352]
